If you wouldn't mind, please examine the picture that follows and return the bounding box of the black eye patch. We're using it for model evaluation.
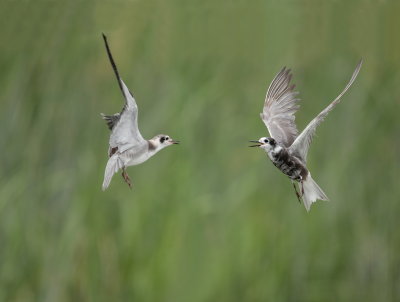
[160,137,165,143]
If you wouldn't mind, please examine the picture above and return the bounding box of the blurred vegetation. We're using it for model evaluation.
[0,0,399,301]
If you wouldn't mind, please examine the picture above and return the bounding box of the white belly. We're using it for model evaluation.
[119,144,151,167]
[126,152,150,166]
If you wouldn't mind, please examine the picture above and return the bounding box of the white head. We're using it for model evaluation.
[148,134,179,152]
[249,137,279,152]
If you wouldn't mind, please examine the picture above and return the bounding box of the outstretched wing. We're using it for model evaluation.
[289,59,363,163]
[260,67,301,147]
[102,33,145,152]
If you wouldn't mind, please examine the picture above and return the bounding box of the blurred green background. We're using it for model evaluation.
[1,0,400,301]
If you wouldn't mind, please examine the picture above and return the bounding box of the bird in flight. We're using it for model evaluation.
[250,59,362,211]
[101,34,179,190]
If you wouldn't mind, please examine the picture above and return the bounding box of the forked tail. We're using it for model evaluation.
[301,173,329,211]
[102,154,123,190]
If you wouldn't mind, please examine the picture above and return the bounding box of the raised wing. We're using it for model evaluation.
[109,80,145,152]
[260,67,301,147]
[102,33,145,151]
[289,59,363,163]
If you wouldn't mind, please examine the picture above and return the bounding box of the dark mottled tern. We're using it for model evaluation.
[250,59,362,211]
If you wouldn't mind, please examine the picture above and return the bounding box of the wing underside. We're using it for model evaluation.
[261,67,301,147]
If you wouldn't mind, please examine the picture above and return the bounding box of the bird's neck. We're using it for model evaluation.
[147,140,163,157]
[267,145,285,160]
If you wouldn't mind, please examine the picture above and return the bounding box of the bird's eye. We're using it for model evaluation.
[264,139,268,143]
[166,137,169,140]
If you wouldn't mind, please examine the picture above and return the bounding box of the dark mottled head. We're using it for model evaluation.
[263,137,276,146]
[249,137,278,151]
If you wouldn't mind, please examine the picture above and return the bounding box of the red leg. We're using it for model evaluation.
[291,181,301,203]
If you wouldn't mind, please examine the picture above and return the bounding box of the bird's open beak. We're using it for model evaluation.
[249,140,262,147]
[171,140,180,145]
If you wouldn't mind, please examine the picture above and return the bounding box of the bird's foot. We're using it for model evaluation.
[122,169,133,189]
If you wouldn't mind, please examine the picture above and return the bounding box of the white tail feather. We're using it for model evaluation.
[102,154,123,191]
[301,173,329,211]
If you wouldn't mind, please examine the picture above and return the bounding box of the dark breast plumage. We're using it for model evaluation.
[270,147,308,181]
